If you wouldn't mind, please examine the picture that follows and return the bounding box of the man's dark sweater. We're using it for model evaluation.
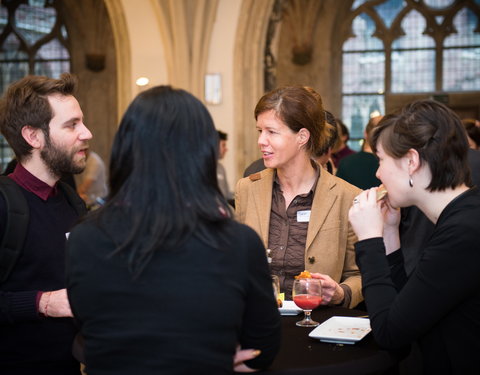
[0,165,81,374]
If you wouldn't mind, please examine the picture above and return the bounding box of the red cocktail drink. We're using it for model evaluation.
[293,294,322,310]
[292,278,322,327]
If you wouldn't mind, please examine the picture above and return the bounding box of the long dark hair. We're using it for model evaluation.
[94,86,231,277]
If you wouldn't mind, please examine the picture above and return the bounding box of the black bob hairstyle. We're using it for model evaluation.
[94,85,231,277]
[371,99,471,192]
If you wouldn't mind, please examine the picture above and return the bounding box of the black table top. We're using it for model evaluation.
[266,306,402,375]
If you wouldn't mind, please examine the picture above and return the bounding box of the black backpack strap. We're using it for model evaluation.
[57,180,88,217]
[0,176,29,283]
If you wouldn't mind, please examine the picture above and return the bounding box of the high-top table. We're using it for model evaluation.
[74,305,405,374]
[265,306,405,375]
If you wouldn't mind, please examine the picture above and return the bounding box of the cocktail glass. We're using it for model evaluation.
[292,278,322,327]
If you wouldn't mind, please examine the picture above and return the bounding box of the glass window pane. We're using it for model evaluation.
[0,5,7,34]
[343,52,385,93]
[435,15,444,24]
[351,0,370,10]
[392,10,435,49]
[444,8,480,47]
[0,34,29,94]
[342,7,385,152]
[61,25,68,40]
[34,60,70,78]
[374,0,405,28]
[0,136,15,174]
[343,13,383,51]
[0,33,24,58]
[424,0,455,9]
[342,94,385,143]
[443,48,480,91]
[36,39,69,60]
[0,62,29,95]
[392,50,435,92]
[15,3,56,46]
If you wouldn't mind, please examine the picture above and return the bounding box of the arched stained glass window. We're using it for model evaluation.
[392,10,436,92]
[443,7,480,90]
[341,0,480,149]
[342,12,385,144]
[0,0,70,171]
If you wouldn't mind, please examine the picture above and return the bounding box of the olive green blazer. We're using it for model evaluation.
[235,168,363,308]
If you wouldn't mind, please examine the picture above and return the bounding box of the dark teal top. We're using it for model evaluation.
[336,151,381,190]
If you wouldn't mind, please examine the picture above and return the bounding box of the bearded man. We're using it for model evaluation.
[0,73,92,375]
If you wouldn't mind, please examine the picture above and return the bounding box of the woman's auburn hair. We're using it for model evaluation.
[371,99,471,191]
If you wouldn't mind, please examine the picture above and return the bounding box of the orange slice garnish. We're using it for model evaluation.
[295,270,312,279]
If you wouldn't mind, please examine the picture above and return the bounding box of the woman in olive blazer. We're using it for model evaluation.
[235,86,363,308]
[236,167,363,308]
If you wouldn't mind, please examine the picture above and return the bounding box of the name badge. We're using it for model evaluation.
[297,210,311,223]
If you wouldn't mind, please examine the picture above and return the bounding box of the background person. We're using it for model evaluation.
[349,100,480,374]
[217,130,234,206]
[0,73,91,375]
[75,150,108,209]
[331,118,355,167]
[66,85,281,374]
[243,157,265,177]
[235,86,362,307]
[313,109,340,174]
[336,115,382,190]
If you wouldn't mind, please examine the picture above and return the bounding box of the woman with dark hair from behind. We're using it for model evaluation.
[65,86,281,374]
[349,100,480,373]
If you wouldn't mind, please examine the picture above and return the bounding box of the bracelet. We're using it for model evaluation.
[44,292,52,317]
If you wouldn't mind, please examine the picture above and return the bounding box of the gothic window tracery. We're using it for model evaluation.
[342,0,480,148]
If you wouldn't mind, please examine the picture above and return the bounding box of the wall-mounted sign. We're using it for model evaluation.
[205,73,222,105]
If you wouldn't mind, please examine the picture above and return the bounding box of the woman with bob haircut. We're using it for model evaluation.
[349,99,480,374]
[235,86,363,308]
[66,86,281,374]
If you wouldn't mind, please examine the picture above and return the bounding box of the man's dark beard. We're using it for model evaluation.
[40,135,85,178]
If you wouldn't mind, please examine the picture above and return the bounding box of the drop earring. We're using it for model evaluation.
[409,176,413,187]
